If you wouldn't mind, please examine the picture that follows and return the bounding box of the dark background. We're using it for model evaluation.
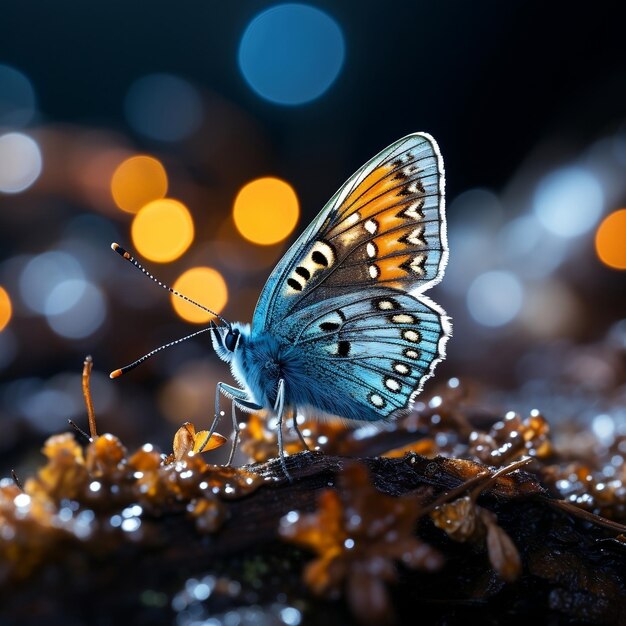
[1,1,625,471]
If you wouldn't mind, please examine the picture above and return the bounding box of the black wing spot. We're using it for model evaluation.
[295,266,310,280]
[312,251,329,266]
[337,341,351,357]
[320,322,341,332]
[287,278,303,291]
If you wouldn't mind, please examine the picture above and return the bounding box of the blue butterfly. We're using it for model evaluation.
[112,133,450,478]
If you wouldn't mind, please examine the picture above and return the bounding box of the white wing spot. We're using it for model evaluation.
[404,349,419,359]
[408,181,420,193]
[408,254,426,274]
[403,201,424,220]
[391,314,415,324]
[403,330,420,343]
[366,242,376,258]
[369,393,385,408]
[346,212,360,225]
[406,227,426,246]
[394,363,410,375]
[377,300,395,310]
[365,219,378,234]
[369,264,380,279]
[385,378,401,392]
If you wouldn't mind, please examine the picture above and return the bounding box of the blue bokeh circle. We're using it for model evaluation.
[238,3,345,105]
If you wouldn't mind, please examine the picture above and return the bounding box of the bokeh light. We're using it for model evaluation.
[467,270,524,327]
[0,64,36,127]
[131,198,194,262]
[19,251,85,315]
[233,177,299,245]
[0,328,17,369]
[7,372,115,433]
[45,282,107,339]
[519,280,580,338]
[45,278,88,316]
[497,215,567,279]
[0,285,12,331]
[124,73,203,142]
[171,267,228,323]
[0,132,42,193]
[159,360,221,425]
[533,166,604,237]
[110,155,168,213]
[595,208,626,270]
[238,3,345,105]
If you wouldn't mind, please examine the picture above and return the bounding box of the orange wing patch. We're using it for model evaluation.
[291,145,434,293]
[336,162,399,221]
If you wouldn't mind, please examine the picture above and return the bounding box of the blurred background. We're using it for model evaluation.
[1,1,625,471]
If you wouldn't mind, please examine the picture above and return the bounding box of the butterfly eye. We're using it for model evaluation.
[224,328,240,352]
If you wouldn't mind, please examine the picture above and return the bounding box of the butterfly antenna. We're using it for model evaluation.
[110,327,214,379]
[111,243,231,328]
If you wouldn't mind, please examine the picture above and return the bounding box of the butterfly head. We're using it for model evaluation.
[210,320,249,363]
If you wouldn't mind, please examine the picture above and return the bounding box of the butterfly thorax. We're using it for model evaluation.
[228,325,306,410]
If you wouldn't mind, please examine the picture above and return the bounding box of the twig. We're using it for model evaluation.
[469,456,532,501]
[11,469,23,491]
[419,457,532,518]
[68,419,91,442]
[82,355,98,439]
[547,498,626,534]
[419,471,491,518]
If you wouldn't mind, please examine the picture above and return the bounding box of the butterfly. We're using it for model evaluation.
[112,133,450,478]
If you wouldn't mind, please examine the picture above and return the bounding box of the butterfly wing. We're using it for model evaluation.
[251,132,449,420]
[279,287,449,421]
[253,132,446,329]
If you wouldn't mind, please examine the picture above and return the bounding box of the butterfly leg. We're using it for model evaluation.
[226,399,240,467]
[205,383,225,445]
[292,413,311,452]
[208,383,261,460]
[273,378,291,480]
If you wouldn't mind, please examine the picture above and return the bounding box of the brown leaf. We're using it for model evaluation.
[482,509,522,582]
[347,569,394,626]
[192,430,227,454]
[85,433,127,476]
[431,495,477,541]
[172,422,227,461]
[279,489,346,556]
[173,422,196,460]
[28,433,88,501]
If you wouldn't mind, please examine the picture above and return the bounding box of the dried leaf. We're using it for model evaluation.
[430,495,477,541]
[187,497,226,534]
[280,462,443,622]
[172,422,227,461]
[27,433,88,502]
[481,509,522,582]
[85,433,127,476]
[173,423,196,461]
[192,430,227,454]
[347,568,394,626]
[280,489,346,557]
